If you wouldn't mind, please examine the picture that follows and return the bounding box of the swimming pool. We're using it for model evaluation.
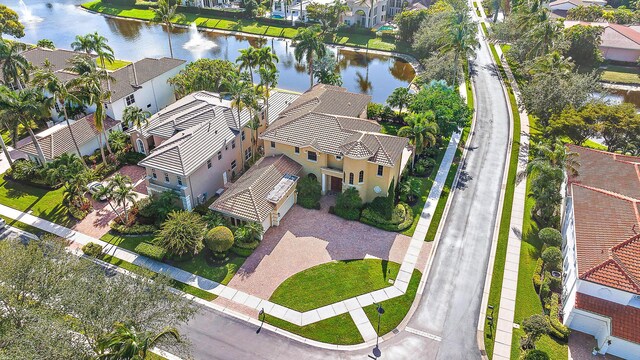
[271,14,284,19]
[378,25,395,31]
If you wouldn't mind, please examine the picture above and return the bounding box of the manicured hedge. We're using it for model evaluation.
[532,258,543,291]
[82,242,103,257]
[134,242,167,261]
[110,223,158,235]
[546,293,570,340]
[360,202,414,232]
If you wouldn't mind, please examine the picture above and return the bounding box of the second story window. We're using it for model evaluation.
[231,160,237,170]
[349,173,354,185]
[207,159,212,169]
[164,172,170,183]
[177,176,183,186]
[54,102,61,113]
[377,165,383,176]
[232,140,236,149]
[271,141,276,149]
[295,146,300,154]
[245,148,252,161]
[152,169,157,179]
[242,130,246,141]
[308,151,317,162]
[125,94,135,106]
[218,151,222,160]
[358,170,364,183]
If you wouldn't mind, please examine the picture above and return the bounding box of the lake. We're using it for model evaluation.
[6,0,415,103]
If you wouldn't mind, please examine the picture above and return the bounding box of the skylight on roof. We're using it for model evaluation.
[266,174,299,203]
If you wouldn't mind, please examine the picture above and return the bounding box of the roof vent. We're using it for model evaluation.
[348,102,352,106]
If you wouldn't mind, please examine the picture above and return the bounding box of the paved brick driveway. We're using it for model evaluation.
[226,201,431,299]
[73,165,147,238]
[569,331,623,360]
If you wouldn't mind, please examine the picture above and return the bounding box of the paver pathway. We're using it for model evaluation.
[0,131,459,342]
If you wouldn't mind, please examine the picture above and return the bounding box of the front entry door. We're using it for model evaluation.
[330,176,342,193]
[223,171,228,185]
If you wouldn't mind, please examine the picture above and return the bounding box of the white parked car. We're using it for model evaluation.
[87,181,107,201]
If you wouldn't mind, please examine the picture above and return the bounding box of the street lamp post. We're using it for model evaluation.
[373,303,384,358]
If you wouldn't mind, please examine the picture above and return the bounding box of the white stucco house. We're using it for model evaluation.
[17,114,121,164]
[560,145,640,359]
[548,0,606,12]
[270,0,388,27]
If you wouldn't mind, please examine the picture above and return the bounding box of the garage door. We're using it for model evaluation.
[278,192,295,222]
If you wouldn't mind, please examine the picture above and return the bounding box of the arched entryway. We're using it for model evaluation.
[136,138,146,155]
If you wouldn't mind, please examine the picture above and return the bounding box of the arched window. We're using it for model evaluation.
[349,173,354,185]
[308,173,317,181]
[136,138,146,155]
[358,170,364,183]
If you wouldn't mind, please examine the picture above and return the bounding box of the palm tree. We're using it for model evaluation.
[70,34,94,54]
[223,72,252,170]
[245,221,264,242]
[110,175,136,224]
[0,87,49,164]
[64,180,87,210]
[439,13,479,86]
[400,177,422,203]
[45,153,85,185]
[151,0,185,59]
[122,105,151,130]
[292,26,326,89]
[529,51,574,77]
[93,182,119,215]
[386,87,414,115]
[258,66,278,127]
[528,18,562,58]
[32,61,88,167]
[236,46,259,83]
[398,112,439,156]
[527,141,580,177]
[89,32,115,70]
[0,40,30,89]
[97,322,180,360]
[255,47,279,72]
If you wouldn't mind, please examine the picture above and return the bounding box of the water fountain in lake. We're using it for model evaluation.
[18,0,43,23]
[182,23,217,56]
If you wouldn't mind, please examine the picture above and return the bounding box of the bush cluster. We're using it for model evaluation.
[110,223,158,235]
[546,293,570,340]
[414,157,436,177]
[297,176,321,209]
[538,227,562,248]
[82,242,103,258]
[204,226,234,254]
[360,203,414,232]
[134,242,167,261]
[332,188,362,220]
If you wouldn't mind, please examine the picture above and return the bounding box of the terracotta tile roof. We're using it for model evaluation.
[210,155,303,223]
[18,114,119,160]
[567,145,640,295]
[575,293,640,344]
[262,85,410,167]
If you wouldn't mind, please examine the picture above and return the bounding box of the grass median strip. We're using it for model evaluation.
[262,313,363,345]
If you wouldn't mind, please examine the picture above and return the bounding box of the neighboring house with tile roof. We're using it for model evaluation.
[260,84,412,203]
[17,113,121,164]
[210,154,303,232]
[2,47,186,124]
[132,90,295,210]
[565,21,640,63]
[561,145,640,358]
[548,0,605,12]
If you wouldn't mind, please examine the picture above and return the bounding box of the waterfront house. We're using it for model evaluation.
[561,145,640,359]
[269,0,389,27]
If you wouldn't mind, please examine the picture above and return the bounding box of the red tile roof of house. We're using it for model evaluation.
[575,293,640,343]
[567,145,640,295]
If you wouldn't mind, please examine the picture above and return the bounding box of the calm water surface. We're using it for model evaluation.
[6,0,415,102]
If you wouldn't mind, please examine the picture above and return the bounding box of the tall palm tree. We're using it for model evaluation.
[122,105,151,130]
[258,66,278,127]
[398,112,439,156]
[529,51,574,76]
[527,141,580,177]
[68,55,115,162]
[93,182,119,215]
[0,87,49,164]
[110,174,136,224]
[97,322,180,360]
[223,72,252,170]
[386,87,413,115]
[0,40,30,90]
[151,0,185,59]
[70,34,94,54]
[528,18,562,58]
[292,26,326,89]
[236,46,259,83]
[89,32,115,70]
[44,153,85,185]
[439,13,479,86]
[255,47,279,72]
[32,61,88,167]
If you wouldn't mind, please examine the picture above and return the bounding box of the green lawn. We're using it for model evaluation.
[0,173,72,227]
[100,58,131,70]
[598,64,640,85]
[82,0,408,54]
[379,121,402,135]
[269,259,400,312]
[483,42,522,359]
[263,313,363,345]
[100,232,244,285]
[363,268,421,336]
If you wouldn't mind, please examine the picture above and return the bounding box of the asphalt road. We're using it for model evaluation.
[177,17,511,360]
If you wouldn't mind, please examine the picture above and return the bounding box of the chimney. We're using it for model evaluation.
[131,62,139,86]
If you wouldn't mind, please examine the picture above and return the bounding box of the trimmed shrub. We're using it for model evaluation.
[524,350,550,360]
[361,202,414,232]
[540,282,551,302]
[414,157,436,177]
[134,242,167,261]
[538,227,562,248]
[117,151,146,165]
[230,239,260,257]
[110,223,158,235]
[547,293,570,340]
[334,188,362,220]
[69,206,90,220]
[234,227,251,244]
[297,176,321,209]
[368,196,393,220]
[154,211,205,258]
[542,246,563,271]
[532,258,544,291]
[82,242,103,257]
[204,226,234,254]
[520,314,549,349]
